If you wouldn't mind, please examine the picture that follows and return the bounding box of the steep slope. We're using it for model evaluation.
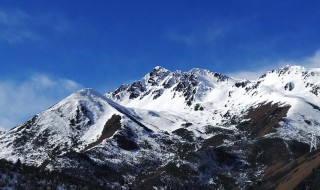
[0,88,208,188]
[103,65,320,189]
[107,66,235,112]
[0,89,161,167]
[0,65,320,189]
[107,65,320,141]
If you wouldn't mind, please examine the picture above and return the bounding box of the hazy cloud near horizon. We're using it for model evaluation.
[0,74,81,130]
[228,49,320,80]
[1,49,320,131]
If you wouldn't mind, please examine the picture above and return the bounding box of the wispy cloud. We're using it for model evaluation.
[278,49,320,69]
[165,22,228,47]
[228,70,265,80]
[166,31,197,47]
[0,74,82,130]
[0,8,72,44]
[0,8,36,43]
[228,49,320,80]
[0,9,30,25]
[0,126,5,131]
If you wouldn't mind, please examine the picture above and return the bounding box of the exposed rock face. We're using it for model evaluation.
[1,65,320,189]
[236,102,291,137]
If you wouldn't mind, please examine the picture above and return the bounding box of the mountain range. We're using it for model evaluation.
[0,65,320,189]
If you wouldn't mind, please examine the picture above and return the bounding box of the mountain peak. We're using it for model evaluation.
[277,65,307,73]
[2,65,320,189]
[189,68,211,75]
[76,88,97,94]
[72,88,104,99]
[153,66,169,71]
[259,65,309,80]
[189,68,230,81]
[143,66,171,87]
[148,66,170,76]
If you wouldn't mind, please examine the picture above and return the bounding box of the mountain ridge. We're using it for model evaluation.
[0,65,320,189]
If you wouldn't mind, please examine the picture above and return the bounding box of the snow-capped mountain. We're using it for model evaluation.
[107,65,320,140]
[0,65,320,189]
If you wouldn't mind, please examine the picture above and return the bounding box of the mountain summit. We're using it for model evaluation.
[0,65,320,189]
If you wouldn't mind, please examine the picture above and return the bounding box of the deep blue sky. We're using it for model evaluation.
[1,0,320,90]
[1,0,320,129]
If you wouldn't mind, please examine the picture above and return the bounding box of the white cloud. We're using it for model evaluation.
[227,59,276,80]
[0,8,72,44]
[1,30,39,43]
[0,74,82,130]
[0,9,37,43]
[227,49,320,80]
[307,50,320,68]
[278,50,320,69]
[166,31,197,47]
[251,49,320,74]
[228,70,265,80]
[0,125,6,131]
[0,9,30,26]
[165,22,228,47]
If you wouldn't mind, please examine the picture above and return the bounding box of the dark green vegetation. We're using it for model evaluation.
[0,159,104,190]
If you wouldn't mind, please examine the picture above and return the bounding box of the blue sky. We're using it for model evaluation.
[0,0,320,129]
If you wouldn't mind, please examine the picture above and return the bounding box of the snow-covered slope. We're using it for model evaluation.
[0,89,119,164]
[107,65,320,141]
[0,65,320,189]
[0,89,172,166]
[106,66,235,112]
